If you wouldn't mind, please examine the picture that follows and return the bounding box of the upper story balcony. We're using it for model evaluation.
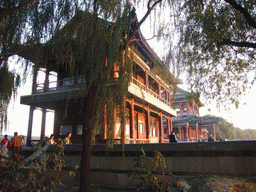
[130,77,176,116]
[20,76,176,116]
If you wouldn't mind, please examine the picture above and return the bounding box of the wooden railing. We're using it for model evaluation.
[132,77,170,106]
[34,77,87,93]
[34,76,170,108]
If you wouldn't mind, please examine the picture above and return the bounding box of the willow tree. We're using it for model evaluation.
[1,0,168,191]
[166,0,256,107]
[0,0,76,133]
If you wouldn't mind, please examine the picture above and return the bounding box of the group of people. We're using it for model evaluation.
[0,132,23,158]
[169,131,215,143]
[0,131,72,158]
[49,132,72,145]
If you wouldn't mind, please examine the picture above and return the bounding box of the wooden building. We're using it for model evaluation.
[171,87,218,141]
[19,11,177,145]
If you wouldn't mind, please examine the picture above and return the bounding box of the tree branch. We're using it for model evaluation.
[0,37,40,66]
[224,0,256,28]
[217,38,256,49]
[125,0,162,48]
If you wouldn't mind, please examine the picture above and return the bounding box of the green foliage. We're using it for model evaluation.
[214,116,236,140]
[167,0,256,107]
[0,138,78,191]
[206,115,256,140]
[0,65,20,104]
[128,148,179,192]
[186,91,201,106]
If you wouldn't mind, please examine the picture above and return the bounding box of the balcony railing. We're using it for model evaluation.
[34,76,171,109]
[131,77,146,91]
[131,77,170,106]
[34,77,87,93]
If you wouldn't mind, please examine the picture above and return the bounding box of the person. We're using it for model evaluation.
[49,134,57,145]
[208,134,214,142]
[10,132,22,155]
[65,132,72,144]
[169,131,178,143]
[1,135,10,148]
[198,135,205,142]
[0,135,10,158]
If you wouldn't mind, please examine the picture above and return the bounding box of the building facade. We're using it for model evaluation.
[171,87,218,141]
[19,12,177,145]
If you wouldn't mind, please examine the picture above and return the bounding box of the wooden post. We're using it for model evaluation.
[170,117,173,133]
[122,96,126,144]
[40,107,46,141]
[145,69,148,91]
[40,62,49,141]
[53,108,60,136]
[26,65,38,146]
[27,105,35,146]
[44,62,50,92]
[188,127,191,141]
[146,106,150,141]
[196,124,199,141]
[158,82,161,101]
[102,104,107,140]
[159,112,163,143]
[130,98,134,143]
[212,124,216,141]
[167,116,170,140]
[186,124,189,141]
[114,107,117,141]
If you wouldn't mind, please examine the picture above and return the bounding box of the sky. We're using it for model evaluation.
[3,5,256,137]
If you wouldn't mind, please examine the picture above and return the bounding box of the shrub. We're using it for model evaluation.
[0,138,78,192]
[128,148,180,192]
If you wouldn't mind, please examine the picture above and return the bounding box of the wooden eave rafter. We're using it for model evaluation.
[132,25,177,88]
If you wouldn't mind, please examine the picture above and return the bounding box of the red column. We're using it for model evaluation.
[122,96,126,144]
[166,91,168,106]
[186,124,189,141]
[178,126,181,140]
[188,127,191,141]
[146,106,150,141]
[145,69,148,91]
[158,82,161,100]
[169,117,173,133]
[213,125,216,141]
[168,91,171,107]
[196,124,199,141]
[159,112,163,143]
[130,98,134,143]
[114,107,117,140]
[181,128,184,141]
[167,117,170,140]
[102,104,107,140]
[180,102,183,115]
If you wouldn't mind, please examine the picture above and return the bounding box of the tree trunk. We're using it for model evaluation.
[79,125,92,192]
[79,86,96,192]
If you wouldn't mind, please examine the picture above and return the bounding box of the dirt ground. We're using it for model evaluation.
[55,174,256,192]
[186,175,256,192]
